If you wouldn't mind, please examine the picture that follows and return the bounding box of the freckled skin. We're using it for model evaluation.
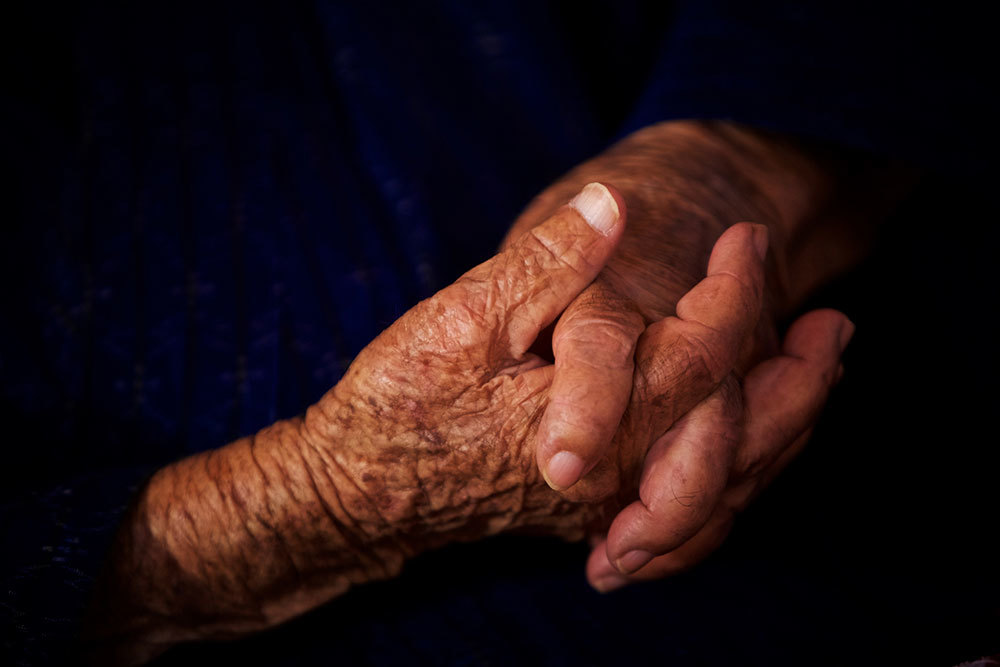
[85,182,641,665]
[315,267,641,542]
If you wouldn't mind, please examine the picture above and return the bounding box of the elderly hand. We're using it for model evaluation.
[91,182,765,662]
[586,308,852,591]
[90,179,849,664]
[322,172,851,591]
[503,120,868,589]
[306,185,774,552]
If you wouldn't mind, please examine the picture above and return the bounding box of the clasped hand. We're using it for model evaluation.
[311,182,852,591]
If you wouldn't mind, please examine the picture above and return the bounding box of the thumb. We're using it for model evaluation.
[449,182,627,361]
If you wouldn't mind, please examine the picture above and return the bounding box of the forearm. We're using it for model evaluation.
[85,392,597,663]
[85,415,389,663]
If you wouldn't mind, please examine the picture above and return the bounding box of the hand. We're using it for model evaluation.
[503,121,829,493]
[90,183,632,662]
[503,120,872,585]
[303,181,635,554]
[308,187,768,551]
[96,182,748,661]
[586,308,853,591]
[89,181,842,663]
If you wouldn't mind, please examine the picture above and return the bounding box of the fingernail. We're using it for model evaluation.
[592,574,630,593]
[545,451,586,490]
[838,318,856,352]
[569,183,619,235]
[616,549,654,574]
[751,224,769,261]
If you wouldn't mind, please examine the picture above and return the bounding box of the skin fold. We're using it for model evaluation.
[85,120,910,664]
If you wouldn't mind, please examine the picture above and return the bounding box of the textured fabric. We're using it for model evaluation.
[2,2,996,664]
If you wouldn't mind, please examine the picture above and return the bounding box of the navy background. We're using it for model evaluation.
[2,2,996,664]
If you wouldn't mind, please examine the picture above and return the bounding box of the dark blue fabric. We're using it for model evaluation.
[2,2,997,664]
[623,2,994,175]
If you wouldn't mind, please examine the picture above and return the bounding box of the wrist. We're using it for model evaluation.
[86,412,405,659]
[303,387,609,552]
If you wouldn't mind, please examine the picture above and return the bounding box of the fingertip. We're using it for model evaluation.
[713,221,759,256]
[586,539,631,593]
[568,182,621,236]
[782,309,853,361]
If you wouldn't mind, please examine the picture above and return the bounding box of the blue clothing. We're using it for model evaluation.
[2,2,996,664]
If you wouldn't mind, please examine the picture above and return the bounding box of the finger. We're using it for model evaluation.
[536,281,645,490]
[589,310,854,590]
[587,507,735,592]
[692,312,850,564]
[633,223,768,436]
[605,377,743,574]
[447,182,627,360]
[733,308,854,490]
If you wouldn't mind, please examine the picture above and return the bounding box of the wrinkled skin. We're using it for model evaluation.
[301,191,769,552]
[500,121,894,587]
[300,177,852,594]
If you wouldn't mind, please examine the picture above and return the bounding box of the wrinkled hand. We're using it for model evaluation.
[503,121,857,588]
[304,183,778,568]
[90,183,650,664]
[586,308,852,590]
[90,180,799,666]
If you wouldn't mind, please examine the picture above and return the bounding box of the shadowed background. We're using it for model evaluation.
[2,1,996,664]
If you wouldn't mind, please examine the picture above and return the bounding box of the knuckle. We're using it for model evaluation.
[643,457,715,519]
[554,288,644,368]
[557,318,639,368]
[678,272,760,332]
[441,276,490,321]
[679,331,730,384]
[416,284,495,354]
[717,267,761,305]
[648,481,705,516]
[635,332,717,406]
[522,224,595,278]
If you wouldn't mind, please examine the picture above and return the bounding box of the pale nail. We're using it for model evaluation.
[569,183,619,235]
[616,549,653,574]
[545,450,586,490]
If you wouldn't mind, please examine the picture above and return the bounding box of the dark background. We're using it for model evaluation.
[2,1,997,664]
